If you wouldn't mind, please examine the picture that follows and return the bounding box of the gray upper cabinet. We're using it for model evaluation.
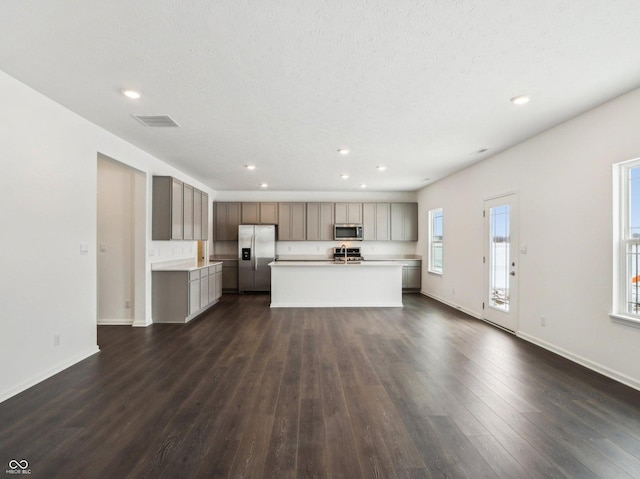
[214,202,241,241]
[260,202,278,224]
[306,203,334,240]
[278,203,306,240]
[152,176,183,240]
[152,176,209,241]
[241,202,259,224]
[363,203,390,241]
[183,184,194,240]
[390,203,418,241]
[201,192,209,241]
[170,178,184,239]
[335,202,362,224]
[241,202,278,224]
[193,189,202,240]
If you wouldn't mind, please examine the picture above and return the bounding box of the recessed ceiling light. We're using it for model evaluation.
[338,148,350,155]
[260,183,268,188]
[122,89,141,99]
[341,174,349,179]
[377,166,387,171]
[510,95,530,105]
[360,184,367,188]
[245,165,256,170]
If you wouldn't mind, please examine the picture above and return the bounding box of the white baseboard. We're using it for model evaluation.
[98,318,152,327]
[0,346,100,404]
[420,291,482,319]
[517,332,640,393]
[132,318,152,327]
[97,318,133,326]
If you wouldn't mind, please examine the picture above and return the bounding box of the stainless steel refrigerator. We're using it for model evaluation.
[238,225,276,292]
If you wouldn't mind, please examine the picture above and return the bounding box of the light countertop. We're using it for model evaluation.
[363,255,422,261]
[152,260,222,272]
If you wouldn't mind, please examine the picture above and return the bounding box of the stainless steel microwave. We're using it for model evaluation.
[334,224,363,241]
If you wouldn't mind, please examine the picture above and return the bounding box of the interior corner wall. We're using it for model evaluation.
[417,86,640,390]
[0,70,216,403]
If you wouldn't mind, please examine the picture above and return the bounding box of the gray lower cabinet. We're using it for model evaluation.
[397,260,421,290]
[189,271,200,314]
[153,263,222,323]
[215,269,222,298]
[208,267,216,301]
[221,260,238,292]
[199,271,209,310]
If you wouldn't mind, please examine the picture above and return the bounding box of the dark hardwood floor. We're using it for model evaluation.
[2,294,640,478]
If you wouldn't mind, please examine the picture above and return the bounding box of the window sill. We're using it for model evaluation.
[609,313,640,329]
[427,270,443,276]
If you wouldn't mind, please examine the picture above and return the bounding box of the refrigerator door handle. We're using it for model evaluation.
[253,234,257,271]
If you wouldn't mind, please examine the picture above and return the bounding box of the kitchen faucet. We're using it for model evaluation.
[341,244,347,263]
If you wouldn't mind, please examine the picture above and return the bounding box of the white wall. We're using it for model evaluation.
[0,70,215,402]
[417,86,640,390]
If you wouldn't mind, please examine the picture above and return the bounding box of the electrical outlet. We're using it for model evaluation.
[54,334,60,347]
[540,316,546,327]
[125,300,131,309]
[452,288,456,295]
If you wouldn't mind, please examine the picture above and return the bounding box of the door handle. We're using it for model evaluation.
[253,235,257,271]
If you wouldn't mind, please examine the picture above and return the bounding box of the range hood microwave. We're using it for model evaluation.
[334,224,363,241]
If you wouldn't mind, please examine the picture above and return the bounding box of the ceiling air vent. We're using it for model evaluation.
[132,115,180,127]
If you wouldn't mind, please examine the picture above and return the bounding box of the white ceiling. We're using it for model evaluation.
[2,1,640,192]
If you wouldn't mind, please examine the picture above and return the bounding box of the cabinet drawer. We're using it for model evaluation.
[189,270,200,281]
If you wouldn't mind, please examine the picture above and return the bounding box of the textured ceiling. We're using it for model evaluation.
[2,1,640,191]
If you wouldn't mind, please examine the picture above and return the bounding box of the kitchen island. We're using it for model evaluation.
[269,261,403,308]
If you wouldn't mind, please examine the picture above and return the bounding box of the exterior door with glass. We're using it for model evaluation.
[483,194,518,331]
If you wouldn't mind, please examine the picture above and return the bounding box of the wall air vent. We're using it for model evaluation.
[132,115,180,127]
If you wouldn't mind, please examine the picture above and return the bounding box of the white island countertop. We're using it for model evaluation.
[270,260,401,266]
[269,260,403,308]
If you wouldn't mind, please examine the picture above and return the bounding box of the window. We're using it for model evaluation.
[612,159,640,326]
[428,208,443,274]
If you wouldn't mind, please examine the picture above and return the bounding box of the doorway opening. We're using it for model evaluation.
[97,154,146,326]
